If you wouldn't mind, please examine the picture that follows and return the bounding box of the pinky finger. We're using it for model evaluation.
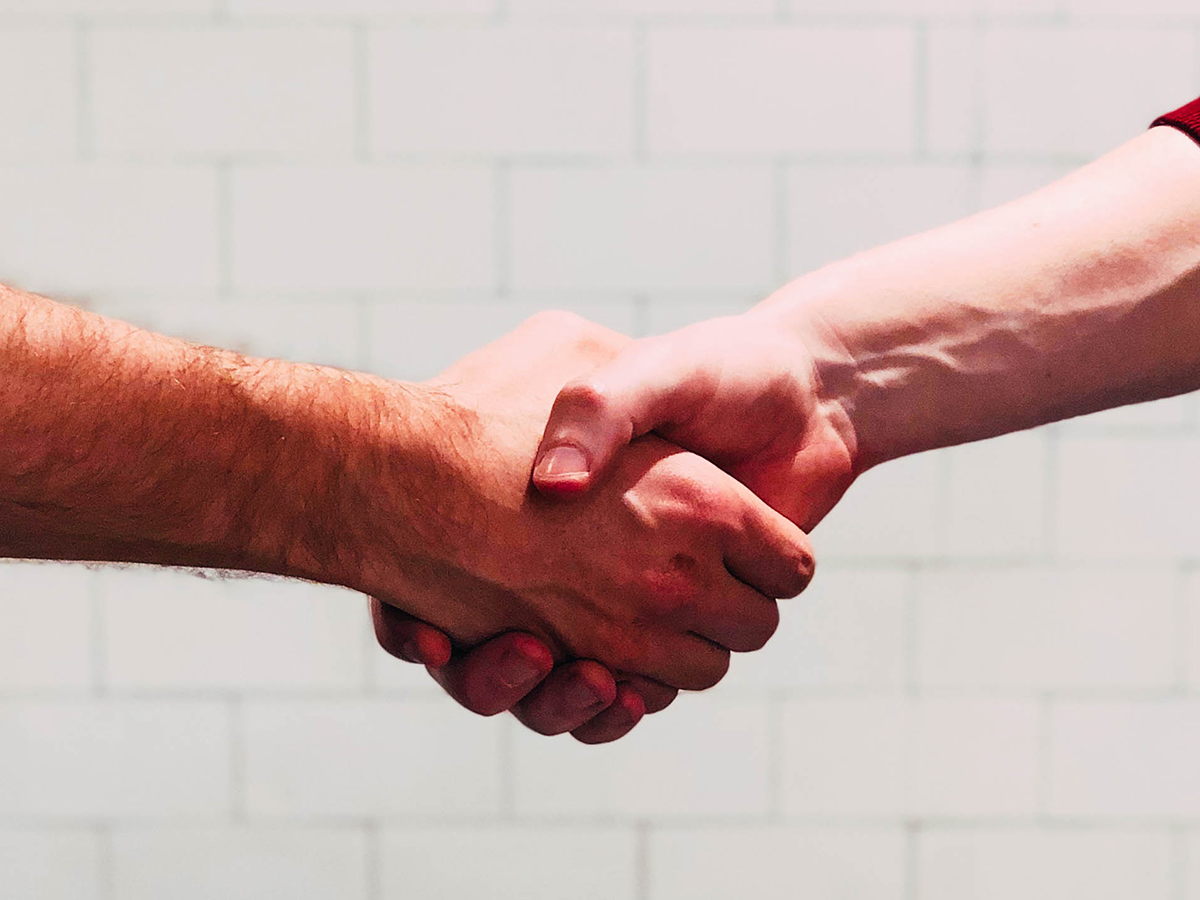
[370,597,452,668]
[570,683,647,745]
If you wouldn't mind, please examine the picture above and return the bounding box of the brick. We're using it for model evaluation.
[782,699,907,817]
[371,27,634,156]
[648,27,916,155]
[648,828,905,900]
[981,27,1195,157]
[919,828,1173,900]
[786,163,976,275]
[230,0,492,14]
[912,699,1040,817]
[0,29,74,158]
[242,698,502,817]
[380,827,637,900]
[0,701,229,817]
[511,0,775,15]
[0,562,93,690]
[111,827,369,900]
[232,166,493,292]
[511,166,774,292]
[723,566,907,690]
[942,431,1048,558]
[1056,437,1200,560]
[811,451,942,560]
[917,567,1176,689]
[1050,700,1200,816]
[0,830,101,900]
[91,27,354,159]
[0,165,217,296]
[99,567,366,691]
[513,697,769,817]
[90,295,363,371]
[782,699,1039,817]
[365,297,638,382]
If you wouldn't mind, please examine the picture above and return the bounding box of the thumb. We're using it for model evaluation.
[532,339,704,497]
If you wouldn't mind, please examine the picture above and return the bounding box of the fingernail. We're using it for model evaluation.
[499,650,542,690]
[534,445,589,481]
[566,676,605,712]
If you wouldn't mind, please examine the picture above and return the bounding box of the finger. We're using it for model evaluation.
[532,339,708,497]
[428,632,555,717]
[690,576,781,653]
[512,660,618,736]
[370,597,452,668]
[618,629,731,692]
[571,683,647,745]
[616,674,678,714]
[722,486,816,600]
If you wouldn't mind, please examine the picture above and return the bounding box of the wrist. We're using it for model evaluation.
[252,363,466,602]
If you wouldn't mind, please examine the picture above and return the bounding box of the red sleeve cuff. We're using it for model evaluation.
[1152,96,1200,148]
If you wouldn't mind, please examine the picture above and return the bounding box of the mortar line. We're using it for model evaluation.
[635,820,651,900]
[365,821,383,900]
[98,823,115,900]
[903,821,920,900]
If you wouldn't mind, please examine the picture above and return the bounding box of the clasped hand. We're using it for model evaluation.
[372,306,850,744]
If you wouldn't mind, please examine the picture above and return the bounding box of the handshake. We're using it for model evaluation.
[362,300,857,745]
[4,123,1190,746]
[346,125,1200,744]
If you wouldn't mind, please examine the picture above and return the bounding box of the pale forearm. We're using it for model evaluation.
[0,283,434,589]
[756,126,1200,469]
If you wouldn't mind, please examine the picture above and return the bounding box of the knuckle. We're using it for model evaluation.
[557,379,611,419]
[639,558,704,620]
[687,650,731,692]
[738,601,781,653]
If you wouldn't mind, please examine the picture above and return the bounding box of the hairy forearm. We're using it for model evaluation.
[754,126,1200,469]
[0,284,439,589]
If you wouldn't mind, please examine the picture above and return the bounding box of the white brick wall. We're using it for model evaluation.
[0,29,76,159]
[0,830,100,900]
[917,828,1175,900]
[648,827,906,900]
[647,27,918,155]
[0,1,1198,896]
[91,26,356,160]
[242,699,503,818]
[380,827,638,900]
[110,827,369,900]
[510,165,775,292]
[370,27,635,156]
